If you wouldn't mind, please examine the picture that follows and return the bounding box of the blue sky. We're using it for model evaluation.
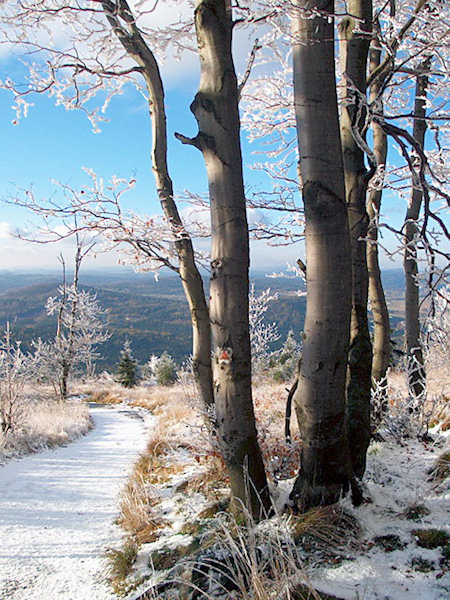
[0,52,310,272]
[0,29,423,274]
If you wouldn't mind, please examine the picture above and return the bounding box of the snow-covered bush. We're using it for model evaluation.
[426,285,450,368]
[0,324,32,436]
[34,285,109,399]
[0,398,91,459]
[249,285,280,375]
[177,357,198,402]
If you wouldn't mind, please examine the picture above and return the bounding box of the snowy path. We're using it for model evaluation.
[0,405,149,600]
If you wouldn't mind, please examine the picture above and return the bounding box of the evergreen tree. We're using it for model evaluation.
[153,352,177,387]
[116,341,138,388]
[272,330,302,383]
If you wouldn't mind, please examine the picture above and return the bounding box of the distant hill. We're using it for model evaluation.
[0,268,405,371]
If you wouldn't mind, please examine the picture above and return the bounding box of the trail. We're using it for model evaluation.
[0,405,149,600]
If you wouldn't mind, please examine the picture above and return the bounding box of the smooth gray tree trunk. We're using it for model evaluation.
[177,0,270,517]
[404,61,430,400]
[339,0,373,478]
[290,0,355,511]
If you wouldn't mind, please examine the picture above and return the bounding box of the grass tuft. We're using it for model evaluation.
[428,450,450,483]
[412,528,450,549]
[403,503,431,521]
[88,390,123,405]
[105,540,139,594]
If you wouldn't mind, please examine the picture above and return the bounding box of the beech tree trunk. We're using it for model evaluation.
[290,0,354,511]
[367,40,391,420]
[177,0,270,517]
[339,0,373,478]
[102,0,214,410]
[404,61,430,400]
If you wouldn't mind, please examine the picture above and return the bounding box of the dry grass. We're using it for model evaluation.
[428,449,450,483]
[0,396,92,459]
[290,505,362,552]
[88,390,123,405]
[105,540,139,595]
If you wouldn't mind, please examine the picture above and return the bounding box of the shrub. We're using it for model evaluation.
[0,324,31,436]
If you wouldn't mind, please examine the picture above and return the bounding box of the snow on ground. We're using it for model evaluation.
[308,433,450,600]
[0,404,151,600]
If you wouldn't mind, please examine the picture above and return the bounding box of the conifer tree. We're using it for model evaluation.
[116,341,138,388]
[153,352,177,387]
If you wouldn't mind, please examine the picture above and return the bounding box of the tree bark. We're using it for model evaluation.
[339,0,373,478]
[101,0,214,410]
[403,60,430,400]
[290,0,354,511]
[179,0,270,518]
[367,40,391,421]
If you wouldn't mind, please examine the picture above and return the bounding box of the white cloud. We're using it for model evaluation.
[0,222,13,240]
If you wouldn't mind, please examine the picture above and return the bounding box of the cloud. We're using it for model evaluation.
[0,222,13,239]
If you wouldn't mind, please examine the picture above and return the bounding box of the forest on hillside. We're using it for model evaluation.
[0,270,406,369]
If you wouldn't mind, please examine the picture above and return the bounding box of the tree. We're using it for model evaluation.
[248,285,280,375]
[272,330,301,383]
[116,341,138,388]
[365,1,449,401]
[176,0,271,517]
[100,0,214,411]
[1,0,271,517]
[31,235,108,400]
[403,59,431,401]
[1,0,213,411]
[366,23,391,420]
[152,352,177,387]
[339,0,373,478]
[290,0,356,510]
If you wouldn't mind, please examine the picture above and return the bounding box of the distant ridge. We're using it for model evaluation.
[0,269,405,370]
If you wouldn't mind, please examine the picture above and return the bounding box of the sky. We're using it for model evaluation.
[0,1,428,275]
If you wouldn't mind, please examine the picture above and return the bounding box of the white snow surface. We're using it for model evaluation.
[0,405,150,600]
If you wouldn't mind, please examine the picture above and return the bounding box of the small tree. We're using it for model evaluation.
[153,352,177,387]
[249,285,280,375]
[34,284,109,400]
[0,324,30,436]
[116,341,138,388]
[272,330,302,383]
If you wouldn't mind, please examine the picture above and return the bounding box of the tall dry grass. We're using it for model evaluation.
[0,396,91,459]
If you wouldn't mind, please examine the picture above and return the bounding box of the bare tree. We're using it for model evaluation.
[100,0,214,410]
[34,237,109,400]
[249,285,280,374]
[0,0,213,410]
[366,26,391,421]
[403,58,431,400]
[2,0,273,515]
